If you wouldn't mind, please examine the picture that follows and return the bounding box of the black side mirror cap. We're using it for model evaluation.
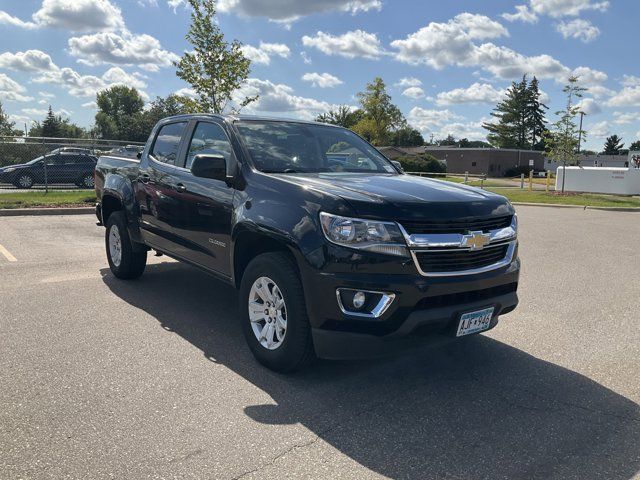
[190,154,229,182]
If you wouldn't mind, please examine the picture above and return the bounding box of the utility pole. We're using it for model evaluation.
[577,111,586,153]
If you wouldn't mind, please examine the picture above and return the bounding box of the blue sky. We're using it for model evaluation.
[0,0,639,150]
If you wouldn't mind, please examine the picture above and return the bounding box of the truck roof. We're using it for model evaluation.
[160,113,337,127]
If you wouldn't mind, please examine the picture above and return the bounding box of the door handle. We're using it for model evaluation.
[139,173,150,184]
[174,183,187,193]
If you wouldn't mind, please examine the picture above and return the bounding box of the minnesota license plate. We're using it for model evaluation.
[456,307,495,337]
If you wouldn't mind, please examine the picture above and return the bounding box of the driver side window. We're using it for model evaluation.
[186,122,233,169]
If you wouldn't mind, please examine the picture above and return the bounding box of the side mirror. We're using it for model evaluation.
[190,154,228,182]
[391,160,404,173]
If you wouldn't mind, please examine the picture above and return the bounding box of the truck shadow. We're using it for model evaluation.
[100,262,640,480]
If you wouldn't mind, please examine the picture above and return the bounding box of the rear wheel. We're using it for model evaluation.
[14,173,33,189]
[105,211,147,279]
[239,252,315,372]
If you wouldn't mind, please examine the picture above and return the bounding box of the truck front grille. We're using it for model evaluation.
[402,215,512,235]
[414,244,509,273]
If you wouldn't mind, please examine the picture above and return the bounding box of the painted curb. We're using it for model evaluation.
[512,202,640,212]
[0,207,94,217]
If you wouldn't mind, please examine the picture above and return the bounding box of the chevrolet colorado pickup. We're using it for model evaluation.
[95,114,519,372]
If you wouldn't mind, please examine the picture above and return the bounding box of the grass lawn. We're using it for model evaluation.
[0,191,96,209]
[487,188,640,208]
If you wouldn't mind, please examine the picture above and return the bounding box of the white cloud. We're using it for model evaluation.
[233,78,334,119]
[407,107,464,131]
[174,87,197,98]
[0,0,124,32]
[39,91,55,99]
[0,11,37,29]
[556,19,600,42]
[621,75,640,87]
[401,87,425,99]
[576,98,601,115]
[300,51,312,65]
[502,5,538,23]
[529,0,609,17]
[216,0,381,22]
[0,73,34,102]
[0,50,57,72]
[589,120,610,138]
[606,86,640,107]
[68,31,179,71]
[301,72,343,88]
[395,77,422,88]
[33,66,148,99]
[240,42,290,65]
[82,101,98,109]
[302,30,382,59]
[435,82,505,105]
[612,111,640,125]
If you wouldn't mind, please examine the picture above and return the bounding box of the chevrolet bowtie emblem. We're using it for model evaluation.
[461,231,491,251]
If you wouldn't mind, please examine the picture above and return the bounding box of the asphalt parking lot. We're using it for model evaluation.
[0,206,639,479]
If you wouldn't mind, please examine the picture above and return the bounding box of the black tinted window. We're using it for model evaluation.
[151,122,187,166]
[186,122,233,169]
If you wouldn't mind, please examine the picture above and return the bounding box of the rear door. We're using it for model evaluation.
[137,120,189,254]
[168,120,236,276]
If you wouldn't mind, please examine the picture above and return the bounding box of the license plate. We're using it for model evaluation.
[456,307,495,337]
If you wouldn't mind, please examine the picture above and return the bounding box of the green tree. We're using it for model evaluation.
[545,75,587,192]
[438,134,458,146]
[0,101,16,136]
[483,75,547,150]
[629,140,640,151]
[41,106,61,138]
[395,154,445,173]
[390,126,424,147]
[143,94,195,133]
[316,105,364,129]
[602,134,624,155]
[175,0,256,113]
[354,77,405,145]
[95,86,146,141]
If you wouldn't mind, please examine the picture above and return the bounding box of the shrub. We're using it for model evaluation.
[396,154,445,173]
[504,165,533,178]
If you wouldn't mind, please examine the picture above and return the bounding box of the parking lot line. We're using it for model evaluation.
[0,243,17,262]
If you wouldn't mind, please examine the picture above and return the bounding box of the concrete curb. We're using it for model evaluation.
[512,202,640,212]
[0,207,94,217]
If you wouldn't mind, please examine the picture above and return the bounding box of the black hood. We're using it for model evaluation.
[273,173,513,221]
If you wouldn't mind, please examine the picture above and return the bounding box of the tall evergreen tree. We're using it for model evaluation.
[602,135,624,155]
[629,140,640,151]
[483,75,547,150]
[0,101,16,136]
[41,106,61,138]
[526,77,548,150]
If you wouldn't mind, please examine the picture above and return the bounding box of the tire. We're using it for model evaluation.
[81,173,94,189]
[14,173,33,189]
[239,252,315,372]
[105,211,147,279]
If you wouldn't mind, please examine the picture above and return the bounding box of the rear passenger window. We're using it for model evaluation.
[185,122,233,169]
[151,122,187,166]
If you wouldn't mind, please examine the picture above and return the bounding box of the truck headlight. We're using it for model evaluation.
[319,212,409,257]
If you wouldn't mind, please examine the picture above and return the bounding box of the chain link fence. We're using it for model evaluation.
[0,137,144,191]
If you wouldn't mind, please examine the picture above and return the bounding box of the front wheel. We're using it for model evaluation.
[14,173,33,189]
[105,211,147,279]
[239,252,315,372]
[80,173,94,189]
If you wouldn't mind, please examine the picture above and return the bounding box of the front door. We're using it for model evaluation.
[169,120,236,276]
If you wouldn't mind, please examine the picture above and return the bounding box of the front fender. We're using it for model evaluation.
[102,173,143,243]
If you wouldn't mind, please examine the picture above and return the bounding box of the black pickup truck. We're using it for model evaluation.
[95,114,519,371]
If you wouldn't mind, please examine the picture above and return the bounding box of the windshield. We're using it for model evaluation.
[235,121,398,174]
[26,156,44,165]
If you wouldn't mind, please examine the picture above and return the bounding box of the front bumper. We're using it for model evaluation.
[298,248,520,360]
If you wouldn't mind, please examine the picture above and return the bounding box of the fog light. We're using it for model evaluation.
[352,291,366,309]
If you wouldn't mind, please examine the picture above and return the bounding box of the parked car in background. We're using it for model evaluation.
[0,151,98,188]
[95,114,520,372]
[107,145,144,159]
